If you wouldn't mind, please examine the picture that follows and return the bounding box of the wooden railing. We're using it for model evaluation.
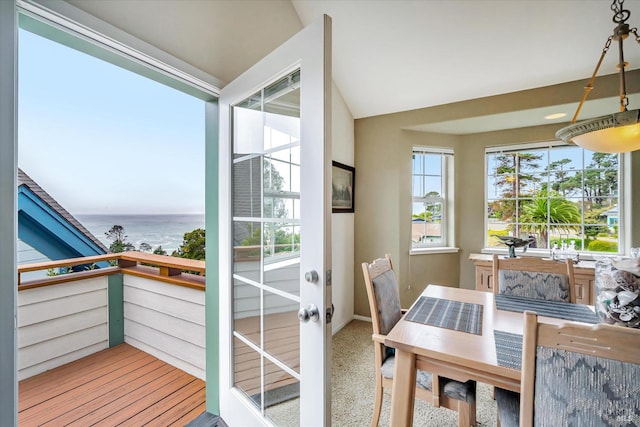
[18,251,206,291]
[17,251,207,380]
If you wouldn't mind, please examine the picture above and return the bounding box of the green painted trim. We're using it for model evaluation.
[205,100,220,414]
[0,1,18,425]
[108,274,124,346]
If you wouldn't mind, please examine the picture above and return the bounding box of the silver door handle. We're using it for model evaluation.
[298,304,320,323]
[305,270,319,283]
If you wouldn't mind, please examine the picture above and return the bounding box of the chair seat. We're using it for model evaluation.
[495,387,520,427]
[380,356,475,401]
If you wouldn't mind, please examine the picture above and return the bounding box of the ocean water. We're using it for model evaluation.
[76,214,205,254]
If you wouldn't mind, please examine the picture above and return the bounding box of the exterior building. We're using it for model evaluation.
[18,168,107,279]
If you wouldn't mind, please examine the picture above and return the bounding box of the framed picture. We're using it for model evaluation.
[332,161,355,213]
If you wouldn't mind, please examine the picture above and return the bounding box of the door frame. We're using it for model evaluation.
[0,1,18,424]
[218,14,332,426]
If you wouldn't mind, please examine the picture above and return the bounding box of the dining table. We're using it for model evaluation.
[384,284,598,427]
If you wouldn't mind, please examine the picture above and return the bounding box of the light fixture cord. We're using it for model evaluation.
[571,0,635,123]
[571,37,612,123]
[613,0,631,112]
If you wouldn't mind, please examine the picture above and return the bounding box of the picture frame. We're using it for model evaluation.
[332,161,355,213]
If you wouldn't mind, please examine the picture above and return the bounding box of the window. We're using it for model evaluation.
[411,147,454,250]
[485,142,621,255]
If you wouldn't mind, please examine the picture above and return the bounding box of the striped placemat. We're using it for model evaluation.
[405,297,483,335]
[493,330,523,370]
[495,295,598,324]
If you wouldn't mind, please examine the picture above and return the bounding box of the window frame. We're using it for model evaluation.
[483,140,626,257]
[410,146,455,253]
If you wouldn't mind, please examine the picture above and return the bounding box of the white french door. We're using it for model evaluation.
[219,15,332,426]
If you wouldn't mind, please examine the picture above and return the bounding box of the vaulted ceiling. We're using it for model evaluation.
[64,0,640,131]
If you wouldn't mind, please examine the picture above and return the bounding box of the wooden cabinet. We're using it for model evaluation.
[573,268,596,305]
[469,253,596,305]
[474,263,494,293]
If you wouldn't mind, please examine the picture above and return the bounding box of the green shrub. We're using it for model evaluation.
[587,240,618,252]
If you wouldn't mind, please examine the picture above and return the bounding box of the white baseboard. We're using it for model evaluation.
[331,316,353,335]
[353,314,372,323]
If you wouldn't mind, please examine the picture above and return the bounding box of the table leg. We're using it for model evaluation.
[389,348,416,427]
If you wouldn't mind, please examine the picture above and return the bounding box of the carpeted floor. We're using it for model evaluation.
[331,320,497,427]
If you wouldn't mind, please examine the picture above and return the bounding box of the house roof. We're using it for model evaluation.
[18,168,108,259]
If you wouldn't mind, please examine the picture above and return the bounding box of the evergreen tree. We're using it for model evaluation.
[105,225,135,253]
[172,228,205,260]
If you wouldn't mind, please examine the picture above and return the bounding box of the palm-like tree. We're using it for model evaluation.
[519,190,581,249]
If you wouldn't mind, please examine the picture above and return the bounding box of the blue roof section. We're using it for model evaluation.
[17,169,108,266]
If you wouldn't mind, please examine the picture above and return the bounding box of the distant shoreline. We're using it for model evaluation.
[77,213,205,254]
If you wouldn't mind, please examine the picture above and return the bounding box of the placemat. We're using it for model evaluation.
[405,296,483,335]
[493,330,523,370]
[495,295,598,324]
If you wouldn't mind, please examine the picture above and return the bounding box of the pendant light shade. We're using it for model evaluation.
[556,110,640,153]
[555,0,640,153]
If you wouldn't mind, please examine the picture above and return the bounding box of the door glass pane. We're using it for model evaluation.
[234,280,260,348]
[233,157,261,218]
[264,358,300,427]
[233,337,262,408]
[263,289,300,373]
[231,69,301,423]
[233,221,261,278]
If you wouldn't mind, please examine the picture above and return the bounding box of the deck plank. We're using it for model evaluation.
[41,362,175,426]
[18,343,136,395]
[18,343,205,427]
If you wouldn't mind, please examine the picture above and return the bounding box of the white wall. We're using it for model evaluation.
[123,276,206,380]
[17,278,109,380]
[331,83,355,333]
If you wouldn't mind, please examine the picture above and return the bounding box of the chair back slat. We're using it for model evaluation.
[492,254,576,303]
[520,311,640,427]
[362,255,402,336]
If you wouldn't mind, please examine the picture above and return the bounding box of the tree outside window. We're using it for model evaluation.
[486,144,620,253]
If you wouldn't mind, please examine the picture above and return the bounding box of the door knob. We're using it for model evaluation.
[298,304,320,323]
[305,270,319,283]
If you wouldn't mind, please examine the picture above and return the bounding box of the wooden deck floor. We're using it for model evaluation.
[18,343,206,426]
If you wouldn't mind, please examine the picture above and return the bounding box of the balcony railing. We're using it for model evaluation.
[17,252,206,381]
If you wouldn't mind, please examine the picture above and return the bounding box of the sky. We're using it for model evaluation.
[18,29,205,215]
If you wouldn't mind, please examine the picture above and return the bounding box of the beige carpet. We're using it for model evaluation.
[331,320,497,427]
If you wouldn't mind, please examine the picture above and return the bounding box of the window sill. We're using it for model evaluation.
[480,247,617,262]
[410,247,460,255]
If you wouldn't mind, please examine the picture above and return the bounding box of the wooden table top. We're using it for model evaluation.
[384,285,579,390]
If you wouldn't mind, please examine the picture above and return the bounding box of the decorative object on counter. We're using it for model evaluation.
[493,235,535,258]
[550,240,580,264]
[594,257,640,328]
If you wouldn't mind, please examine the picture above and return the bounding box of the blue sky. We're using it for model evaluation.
[18,29,205,214]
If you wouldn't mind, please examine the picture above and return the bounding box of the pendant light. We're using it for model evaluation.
[556,0,640,153]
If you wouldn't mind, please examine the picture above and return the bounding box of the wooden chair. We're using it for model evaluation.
[492,254,576,303]
[518,311,640,426]
[362,254,477,427]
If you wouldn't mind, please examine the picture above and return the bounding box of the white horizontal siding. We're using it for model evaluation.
[123,276,205,380]
[17,278,109,380]
[234,260,300,319]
